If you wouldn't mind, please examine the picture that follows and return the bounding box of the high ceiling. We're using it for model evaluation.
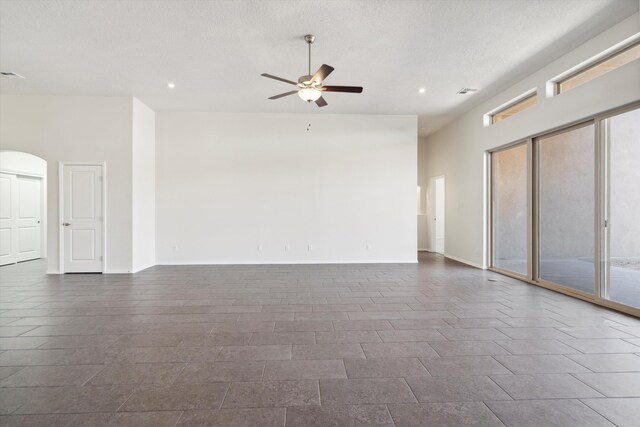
[1,0,637,136]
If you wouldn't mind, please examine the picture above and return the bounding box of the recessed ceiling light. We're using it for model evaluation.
[167,82,175,89]
[418,87,426,94]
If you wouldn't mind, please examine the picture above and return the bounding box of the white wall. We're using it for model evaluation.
[0,95,134,273]
[419,13,640,268]
[156,112,417,264]
[132,99,156,272]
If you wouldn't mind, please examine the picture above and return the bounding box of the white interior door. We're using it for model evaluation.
[433,176,445,254]
[16,176,42,262]
[62,164,103,273]
[0,173,17,266]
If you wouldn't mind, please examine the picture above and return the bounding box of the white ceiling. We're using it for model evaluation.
[1,0,637,136]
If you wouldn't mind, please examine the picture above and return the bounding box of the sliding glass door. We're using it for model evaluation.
[603,108,640,309]
[491,144,528,276]
[536,124,596,295]
[489,103,640,315]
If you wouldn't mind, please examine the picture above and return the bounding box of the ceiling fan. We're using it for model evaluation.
[261,34,363,108]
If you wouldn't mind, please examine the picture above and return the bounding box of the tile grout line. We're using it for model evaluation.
[401,376,420,404]
[486,374,516,401]
[218,382,231,410]
[577,398,621,426]
[171,410,185,427]
[489,354,517,376]
[81,363,109,386]
[171,362,189,384]
[114,387,137,413]
[568,371,608,398]
[481,401,508,427]
[385,404,398,427]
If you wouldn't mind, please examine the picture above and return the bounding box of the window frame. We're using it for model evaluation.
[547,33,640,97]
[483,89,538,127]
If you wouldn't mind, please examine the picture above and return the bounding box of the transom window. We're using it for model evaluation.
[552,38,640,95]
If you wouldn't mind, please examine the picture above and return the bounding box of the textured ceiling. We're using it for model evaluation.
[0,0,637,136]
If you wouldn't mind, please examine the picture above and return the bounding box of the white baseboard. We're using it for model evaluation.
[444,253,486,269]
[156,259,419,266]
[47,269,132,274]
[131,263,156,273]
[50,259,421,273]
[47,256,486,271]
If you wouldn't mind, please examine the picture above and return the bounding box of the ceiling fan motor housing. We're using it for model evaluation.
[298,75,316,86]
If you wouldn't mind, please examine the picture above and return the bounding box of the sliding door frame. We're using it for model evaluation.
[595,117,605,302]
[487,100,640,318]
[487,140,531,282]
[533,120,597,300]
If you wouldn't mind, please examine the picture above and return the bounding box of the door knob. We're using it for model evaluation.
[62,222,71,226]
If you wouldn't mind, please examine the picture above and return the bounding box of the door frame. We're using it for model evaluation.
[58,162,107,273]
[430,175,445,254]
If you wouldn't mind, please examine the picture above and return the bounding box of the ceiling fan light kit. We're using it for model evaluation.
[298,87,322,102]
[261,34,363,108]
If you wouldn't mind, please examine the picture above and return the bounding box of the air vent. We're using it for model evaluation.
[0,71,25,78]
[456,88,477,95]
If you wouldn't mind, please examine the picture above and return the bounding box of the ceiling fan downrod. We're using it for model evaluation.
[304,34,315,77]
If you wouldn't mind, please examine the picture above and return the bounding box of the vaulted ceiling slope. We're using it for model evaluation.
[0,0,637,136]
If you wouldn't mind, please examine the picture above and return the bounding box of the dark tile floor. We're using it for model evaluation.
[0,253,639,426]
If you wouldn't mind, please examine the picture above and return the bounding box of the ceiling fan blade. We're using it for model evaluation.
[268,90,299,100]
[261,73,298,86]
[311,64,334,84]
[321,85,363,93]
[315,96,328,107]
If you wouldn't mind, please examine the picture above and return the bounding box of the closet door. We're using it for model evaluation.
[0,173,17,266]
[16,176,42,262]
